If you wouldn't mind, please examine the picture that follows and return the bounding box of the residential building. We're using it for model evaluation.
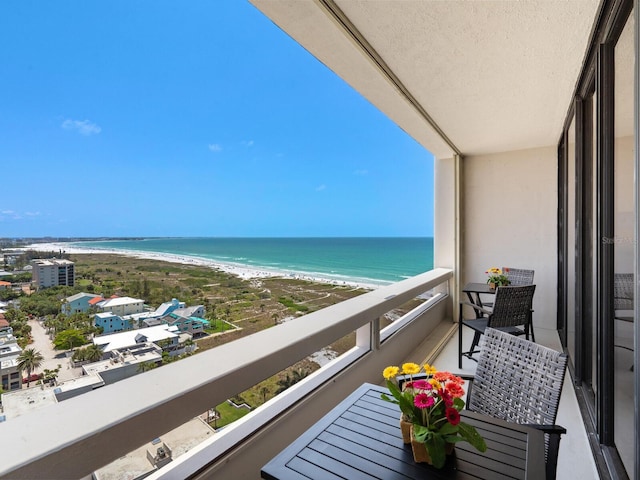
[172,305,205,319]
[0,374,105,419]
[0,315,11,334]
[94,312,133,334]
[92,418,215,480]
[125,298,186,328]
[0,332,22,392]
[83,343,162,385]
[61,292,102,315]
[0,281,11,290]
[0,2,637,480]
[92,324,181,353]
[163,312,209,337]
[30,259,75,288]
[95,296,145,317]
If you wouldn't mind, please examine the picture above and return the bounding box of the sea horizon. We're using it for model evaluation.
[45,236,435,288]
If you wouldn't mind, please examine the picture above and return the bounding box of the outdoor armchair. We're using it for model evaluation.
[482,269,535,339]
[459,284,536,367]
[464,328,568,480]
[504,267,535,286]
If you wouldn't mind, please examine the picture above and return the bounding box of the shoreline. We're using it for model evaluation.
[24,242,384,291]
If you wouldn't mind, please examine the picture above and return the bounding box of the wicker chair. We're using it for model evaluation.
[466,328,568,480]
[459,284,536,367]
[504,267,535,286]
[482,269,536,339]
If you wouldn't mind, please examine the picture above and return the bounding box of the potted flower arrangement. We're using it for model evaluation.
[486,267,510,289]
[382,362,487,468]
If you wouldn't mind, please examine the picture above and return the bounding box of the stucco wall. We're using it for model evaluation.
[436,146,558,330]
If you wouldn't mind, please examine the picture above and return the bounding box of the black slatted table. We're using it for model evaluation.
[261,383,546,480]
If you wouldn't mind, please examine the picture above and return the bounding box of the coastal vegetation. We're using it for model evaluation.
[3,251,426,429]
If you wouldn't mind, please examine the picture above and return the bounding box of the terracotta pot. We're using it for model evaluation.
[410,426,455,465]
[489,282,496,290]
[399,415,412,444]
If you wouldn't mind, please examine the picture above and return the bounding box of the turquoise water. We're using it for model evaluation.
[71,237,434,286]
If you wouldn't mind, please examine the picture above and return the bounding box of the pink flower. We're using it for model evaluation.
[412,380,432,390]
[414,393,435,409]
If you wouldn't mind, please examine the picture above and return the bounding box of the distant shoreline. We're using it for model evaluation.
[25,242,383,291]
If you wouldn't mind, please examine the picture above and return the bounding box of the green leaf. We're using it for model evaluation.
[424,435,447,469]
[437,422,458,436]
[384,380,418,421]
[380,393,399,405]
[458,422,487,452]
[412,424,431,443]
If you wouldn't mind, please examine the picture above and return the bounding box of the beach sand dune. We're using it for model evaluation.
[25,242,380,291]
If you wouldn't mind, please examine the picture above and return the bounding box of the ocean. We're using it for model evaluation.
[71,237,434,287]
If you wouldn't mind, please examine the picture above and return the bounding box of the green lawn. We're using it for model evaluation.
[213,400,251,428]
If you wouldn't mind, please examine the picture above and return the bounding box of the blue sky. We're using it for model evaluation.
[0,1,434,238]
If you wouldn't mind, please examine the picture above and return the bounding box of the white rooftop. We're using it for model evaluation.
[84,348,162,375]
[93,417,215,480]
[98,297,144,308]
[93,325,179,352]
[1,387,58,420]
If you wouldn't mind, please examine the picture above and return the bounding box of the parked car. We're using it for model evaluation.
[22,373,41,383]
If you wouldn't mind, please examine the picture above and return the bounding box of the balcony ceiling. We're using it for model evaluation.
[250,0,601,158]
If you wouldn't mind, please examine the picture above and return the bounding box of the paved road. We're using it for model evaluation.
[27,318,84,384]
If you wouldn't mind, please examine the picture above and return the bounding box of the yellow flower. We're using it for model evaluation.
[424,363,437,375]
[429,379,442,390]
[402,362,421,375]
[383,366,400,379]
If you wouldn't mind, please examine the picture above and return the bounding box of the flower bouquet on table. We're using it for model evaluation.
[486,267,510,289]
[382,363,487,468]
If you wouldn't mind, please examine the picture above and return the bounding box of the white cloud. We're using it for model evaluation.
[0,210,22,220]
[61,118,102,136]
[0,210,41,221]
[208,143,222,152]
[315,184,327,192]
[354,169,369,176]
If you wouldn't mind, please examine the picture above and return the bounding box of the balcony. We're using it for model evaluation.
[0,268,597,479]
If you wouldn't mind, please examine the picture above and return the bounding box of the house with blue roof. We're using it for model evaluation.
[163,311,209,337]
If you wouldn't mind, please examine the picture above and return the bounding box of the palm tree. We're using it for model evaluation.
[84,344,104,363]
[17,348,44,387]
[183,338,195,353]
[275,368,309,394]
[260,386,271,404]
[137,361,158,373]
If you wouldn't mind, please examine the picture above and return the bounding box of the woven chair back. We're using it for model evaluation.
[614,273,634,310]
[468,328,568,457]
[503,267,534,286]
[488,284,535,329]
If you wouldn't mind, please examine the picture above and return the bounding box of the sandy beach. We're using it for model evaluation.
[25,242,382,291]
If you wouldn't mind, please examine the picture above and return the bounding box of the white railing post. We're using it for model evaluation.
[355,316,381,350]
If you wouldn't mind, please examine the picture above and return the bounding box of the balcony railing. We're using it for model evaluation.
[0,268,453,480]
